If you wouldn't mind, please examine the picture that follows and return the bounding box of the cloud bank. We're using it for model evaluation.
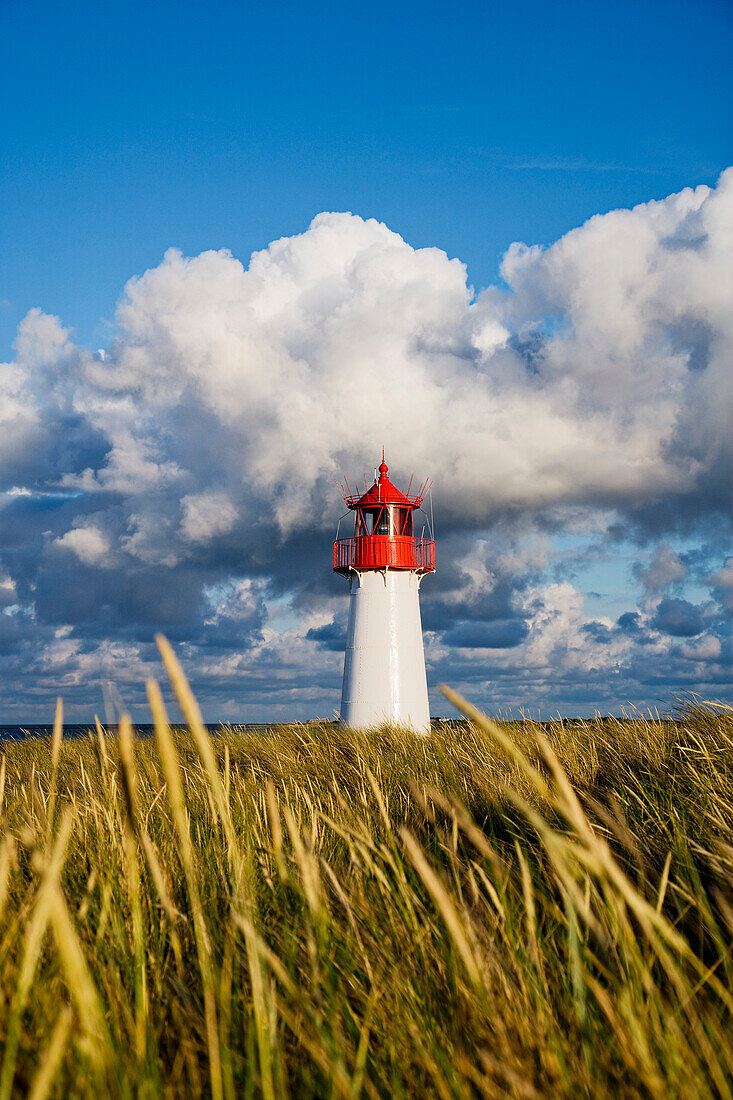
[1,171,731,720]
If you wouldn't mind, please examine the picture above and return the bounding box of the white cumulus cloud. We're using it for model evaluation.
[181,491,238,543]
[54,525,112,566]
[66,171,732,554]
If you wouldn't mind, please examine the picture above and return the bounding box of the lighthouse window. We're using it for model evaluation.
[394,507,412,536]
[375,507,391,536]
[357,510,381,534]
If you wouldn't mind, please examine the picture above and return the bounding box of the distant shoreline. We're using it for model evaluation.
[0,714,649,742]
[0,722,295,742]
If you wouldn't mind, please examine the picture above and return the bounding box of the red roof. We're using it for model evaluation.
[338,455,430,510]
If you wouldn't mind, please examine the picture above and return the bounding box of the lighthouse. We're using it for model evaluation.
[333,454,435,734]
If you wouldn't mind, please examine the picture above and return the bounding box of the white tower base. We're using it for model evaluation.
[340,570,430,735]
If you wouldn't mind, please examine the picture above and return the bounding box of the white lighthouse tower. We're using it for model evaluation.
[333,454,435,734]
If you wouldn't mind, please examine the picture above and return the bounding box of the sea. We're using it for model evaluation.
[0,723,282,743]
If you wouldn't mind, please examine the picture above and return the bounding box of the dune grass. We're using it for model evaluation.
[0,646,732,1098]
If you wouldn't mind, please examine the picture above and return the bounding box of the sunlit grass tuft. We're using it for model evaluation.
[0,650,731,1097]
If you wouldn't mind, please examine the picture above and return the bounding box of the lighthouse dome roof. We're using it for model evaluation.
[353,470,413,508]
[339,455,430,510]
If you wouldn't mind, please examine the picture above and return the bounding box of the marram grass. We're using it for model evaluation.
[0,646,732,1098]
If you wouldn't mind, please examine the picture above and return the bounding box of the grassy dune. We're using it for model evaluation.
[0,645,732,1098]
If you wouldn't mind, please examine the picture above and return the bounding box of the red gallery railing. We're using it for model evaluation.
[333,535,435,574]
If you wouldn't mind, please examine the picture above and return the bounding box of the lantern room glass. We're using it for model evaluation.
[354,505,414,539]
[394,507,413,536]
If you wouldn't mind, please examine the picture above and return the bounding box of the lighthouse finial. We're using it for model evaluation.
[379,447,388,478]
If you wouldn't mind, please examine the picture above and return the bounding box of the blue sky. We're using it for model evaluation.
[2,0,731,356]
[1,0,731,721]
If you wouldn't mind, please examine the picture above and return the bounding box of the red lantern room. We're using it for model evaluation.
[333,453,435,575]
